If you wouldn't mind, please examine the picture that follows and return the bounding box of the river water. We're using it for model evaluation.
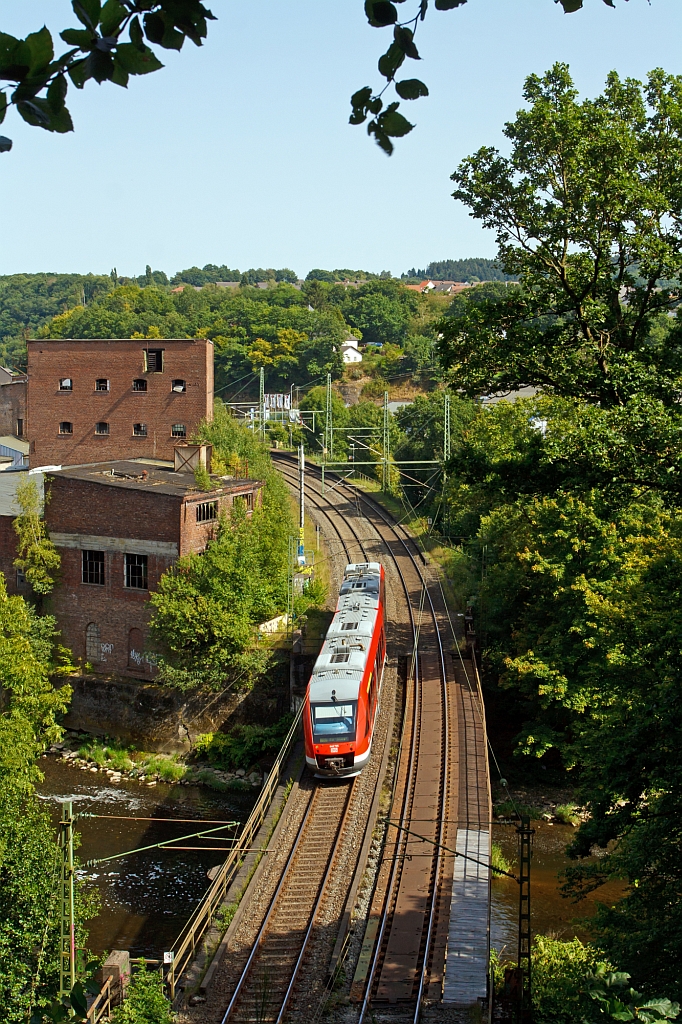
[491,821,625,958]
[37,756,256,957]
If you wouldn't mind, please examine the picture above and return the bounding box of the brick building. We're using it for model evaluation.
[43,457,263,677]
[0,366,27,439]
[27,338,214,467]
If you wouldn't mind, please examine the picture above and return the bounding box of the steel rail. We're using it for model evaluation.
[220,786,318,1024]
[275,453,452,1018]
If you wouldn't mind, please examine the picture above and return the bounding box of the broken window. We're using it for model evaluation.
[132,378,147,392]
[59,378,72,391]
[245,491,254,510]
[172,379,186,393]
[16,418,23,437]
[95,422,109,435]
[86,622,101,662]
[144,349,164,373]
[125,553,148,590]
[133,423,147,436]
[82,550,105,586]
[95,378,109,391]
[171,423,186,438]
[196,501,218,522]
[59,421,73,434]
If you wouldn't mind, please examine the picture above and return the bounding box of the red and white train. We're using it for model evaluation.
[304,562,387,778]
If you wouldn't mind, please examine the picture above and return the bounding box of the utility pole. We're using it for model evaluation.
[443,392,451,462]
[382,390,389,492]
[325,373,333,463]
[59,800,76,1000]
[259,367,265,442]
[298,443,305,566]
[516,815,534,1022]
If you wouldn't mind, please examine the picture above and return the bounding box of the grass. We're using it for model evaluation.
[491,842,514,880]
[77,741,134,772]
[554,803,580,825]
[493,799,543,821]
[140,754,186,782]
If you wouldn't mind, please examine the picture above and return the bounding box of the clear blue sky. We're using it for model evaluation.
[2,0,681,279]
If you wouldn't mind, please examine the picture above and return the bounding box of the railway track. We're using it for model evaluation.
[221,780,355,1024]
[273,453,490,1018]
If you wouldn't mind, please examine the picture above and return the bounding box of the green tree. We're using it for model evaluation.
[440,65,682,407]
[13,477,61,597]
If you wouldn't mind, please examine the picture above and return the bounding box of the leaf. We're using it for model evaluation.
[557,0,584,9]
[70,982,88,1017]
[89,48,114,82]
[365,0,399,26]
[0,93,6,124]
[435,0,468,7]
[0,33,31,80]
[25,27,54,74]
[395,77,428,99]
[111,60,129,87]
[369,124,394,155]
[72,0,102,31]
[638,999,681,1019]
[47,74,67,113]
[378,41,405,79]
[367,95,383,113]
[349,85,372,125]
[100,0,127,37]
[115,43,164,75]
[60,28,94,48]
[394,25,420,58]
[0,136,12,153]
[68,58,90,88]
[379,103,414,137]
[129,16,144,47]
[17,97,73,133]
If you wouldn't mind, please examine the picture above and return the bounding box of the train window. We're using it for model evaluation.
[311,702,356,744]
[341,621,358,631]
[330,651,350,664]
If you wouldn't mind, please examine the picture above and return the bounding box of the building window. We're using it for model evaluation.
[144,348,164,373]
[16,568,26,587]
[59,421,73,434]
[172,379,186,393]
[86,622,101,663]
[95,378,109,391]
[132,378,147,392]
[171,423,186,438]
[125,553,148,590]
[133,423,147,436]
[196,500,218,522]
[82,550,105,586]
[59,378,72,391]
[16,418,23,437]
[95,422,109,435]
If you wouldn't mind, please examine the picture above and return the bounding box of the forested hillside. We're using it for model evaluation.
[402,258,517,282]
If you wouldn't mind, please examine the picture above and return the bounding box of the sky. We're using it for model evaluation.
[2,0,682,279]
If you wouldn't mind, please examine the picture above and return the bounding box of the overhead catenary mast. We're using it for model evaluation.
[298,443,306,566]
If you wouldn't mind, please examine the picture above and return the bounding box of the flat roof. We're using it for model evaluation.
[50,460,263,499]
[27,337,212,344]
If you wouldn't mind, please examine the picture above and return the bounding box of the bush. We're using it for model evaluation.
[195,715,293,771]
[110,962,173,1024]
[555,803,580,825]
[491,841,513,879]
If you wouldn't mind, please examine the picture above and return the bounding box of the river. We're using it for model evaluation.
[491,820,625,958]
[37,756,256,957]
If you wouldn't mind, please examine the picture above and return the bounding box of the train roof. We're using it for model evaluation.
[309,563,383,704]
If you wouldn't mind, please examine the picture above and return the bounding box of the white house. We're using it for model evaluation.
[340,334,363,364]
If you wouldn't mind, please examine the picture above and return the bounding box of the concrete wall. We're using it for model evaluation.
[27,338,214,466]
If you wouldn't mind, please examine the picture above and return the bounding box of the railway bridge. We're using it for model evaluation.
[179,456,491,1023]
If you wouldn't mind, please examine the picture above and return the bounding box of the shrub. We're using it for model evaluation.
[110,961,173,1024]
[195,715,293,771]
[491,841,513,879]
[555,803,580,826]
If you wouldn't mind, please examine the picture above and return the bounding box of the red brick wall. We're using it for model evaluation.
[45,475,183,545]
[50,546,172,676]
[0,381,27,438]
[27,338,214,466]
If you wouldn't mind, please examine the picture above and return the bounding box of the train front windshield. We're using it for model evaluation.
[311,702,357,744]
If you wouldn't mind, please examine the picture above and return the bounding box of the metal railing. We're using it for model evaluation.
[165,704,304,998]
